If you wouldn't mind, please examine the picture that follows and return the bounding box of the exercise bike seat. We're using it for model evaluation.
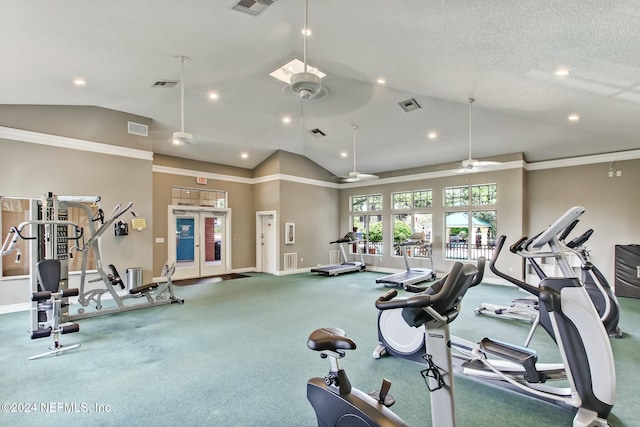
[307,328,356,352]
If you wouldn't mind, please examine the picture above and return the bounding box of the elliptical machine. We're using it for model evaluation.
[454,207,616,427]
[475,215,622,339]
[306,260,485,427]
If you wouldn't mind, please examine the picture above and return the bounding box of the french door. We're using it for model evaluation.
[169,207,229,280]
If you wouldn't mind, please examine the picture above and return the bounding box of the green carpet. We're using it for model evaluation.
[0,271,638,426]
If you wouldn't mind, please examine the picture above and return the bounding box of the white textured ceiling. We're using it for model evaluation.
[2,0,640,176]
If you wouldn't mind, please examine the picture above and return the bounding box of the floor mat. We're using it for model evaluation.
[172,273,250,286]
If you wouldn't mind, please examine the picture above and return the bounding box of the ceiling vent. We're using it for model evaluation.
[128,121,148,137]
[398,98,422,112]
[152,80,179,88]
[308,128,326,138]
[232,0,277,16]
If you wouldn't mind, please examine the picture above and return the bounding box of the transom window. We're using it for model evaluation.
[392,190,432,210]
[172,187,227,208]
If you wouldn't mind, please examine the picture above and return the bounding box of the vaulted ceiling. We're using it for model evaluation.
[3,0,640,176]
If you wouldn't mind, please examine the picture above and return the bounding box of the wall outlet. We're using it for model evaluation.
[300,257,303,262]
[508,267,513,274]
[608,171,614,177]
[617,170,622,176]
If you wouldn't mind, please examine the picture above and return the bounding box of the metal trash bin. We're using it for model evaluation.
[126,267,143,291]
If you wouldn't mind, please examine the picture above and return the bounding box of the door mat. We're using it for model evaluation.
[172,273,250,287]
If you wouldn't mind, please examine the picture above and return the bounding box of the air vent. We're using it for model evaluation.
[128,121,148,137]
[284,253,298,270]
[308,128,326,138]
[151,80,179,88]
[232,0,276,16]
[398,98,422,112]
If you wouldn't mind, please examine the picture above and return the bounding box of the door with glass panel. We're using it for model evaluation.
[169,208,228,280]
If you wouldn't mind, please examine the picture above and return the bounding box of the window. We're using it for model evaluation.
[172,187,227,208]
[350,194,383,255]
[391,190,433,258]
[444,186,469,207]
[444,184,497,260]
[471,184,497,205]
[392,190,432,210]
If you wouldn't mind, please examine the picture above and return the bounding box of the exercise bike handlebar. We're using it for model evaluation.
[375,262,464,311]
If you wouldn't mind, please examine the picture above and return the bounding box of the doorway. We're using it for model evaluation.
[169,206,230,280]
[256,211,277,274]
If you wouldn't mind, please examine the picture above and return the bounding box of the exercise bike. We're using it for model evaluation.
[306,260,484,427]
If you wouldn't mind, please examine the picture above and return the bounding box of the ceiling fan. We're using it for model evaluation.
[170,56,193,146]
[289,0,321,100]
[339,125,379,183]
[457,97,499,172]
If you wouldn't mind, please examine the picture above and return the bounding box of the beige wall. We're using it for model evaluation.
[526,159,640,284]
[0,104,152,151]
[279,181,339,268]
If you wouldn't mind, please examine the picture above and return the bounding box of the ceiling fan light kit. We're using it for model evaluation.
[171,131,193,146]
[290,71,321,99]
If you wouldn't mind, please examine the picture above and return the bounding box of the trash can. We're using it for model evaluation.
[126,267,143,291]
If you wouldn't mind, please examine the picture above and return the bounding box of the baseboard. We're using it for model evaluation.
[0,302,30,314]
[274,268,309,276]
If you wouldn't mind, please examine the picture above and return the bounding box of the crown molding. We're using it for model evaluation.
[0,126,153,161]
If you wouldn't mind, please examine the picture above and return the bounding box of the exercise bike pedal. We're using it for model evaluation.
[368,378,396,407]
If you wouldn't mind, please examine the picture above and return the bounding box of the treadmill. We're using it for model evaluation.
[376,240,436,288]
[310,237,365,276]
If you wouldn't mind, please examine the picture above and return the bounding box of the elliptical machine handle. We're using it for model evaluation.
[490,235,540,296]
[509,236,528,254]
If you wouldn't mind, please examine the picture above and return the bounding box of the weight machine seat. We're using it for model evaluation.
[307,328,357,352]
[36,259,61,293]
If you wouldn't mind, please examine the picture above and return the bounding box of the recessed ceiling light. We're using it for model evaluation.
[376,78,386,85]
[73,78,86,86]
[427,131,438,139]
[340,151,348,158]
[208,92,219,100]
[568,114,580,122]
[555,68,571,77]
[241,152,248,159]
[282,116,292,124]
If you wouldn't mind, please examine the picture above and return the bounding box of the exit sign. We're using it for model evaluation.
[196,177,207,185]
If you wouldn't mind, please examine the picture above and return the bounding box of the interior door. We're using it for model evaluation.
[256,211,277,274]
[170,208,228,280]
